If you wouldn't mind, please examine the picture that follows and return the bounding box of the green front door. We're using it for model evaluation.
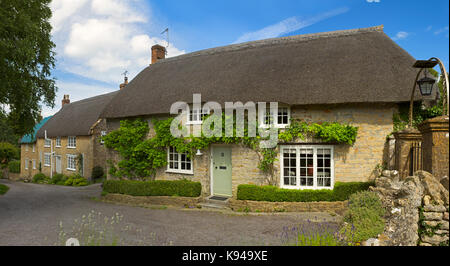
[212,146,232,197]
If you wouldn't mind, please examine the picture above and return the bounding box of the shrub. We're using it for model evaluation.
[340,191,386,243]
[32,173,49,184]
[0,184,9,195]
[50,174,68,185]
[0,142,19,166]
[8,160,20,173]
[237,182,374,202]
[91,166,104,180]
[103,179,202,197]
[64,174,88,187]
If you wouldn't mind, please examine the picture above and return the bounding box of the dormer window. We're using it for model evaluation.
[259,105,290,128]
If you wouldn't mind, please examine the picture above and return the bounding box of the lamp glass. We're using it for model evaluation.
[417,77,435,96]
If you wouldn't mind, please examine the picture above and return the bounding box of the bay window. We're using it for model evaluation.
[280,145,334,189]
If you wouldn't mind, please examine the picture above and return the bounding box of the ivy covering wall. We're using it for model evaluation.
[104,115,358,181]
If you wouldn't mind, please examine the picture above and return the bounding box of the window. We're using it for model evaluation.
[32,144,35,152]
[67,136,76,148]
[167,146,193,174]
[67,154,77,171]
[280,145,334,189]
[56,137,61,147]
[187,107,210,124]
[25,159,29,170]
[44,139,51,147]
[25,145,29,152]
[44,153,51,167]
[100,131,107,144]
[32,160,36,169]
[259,106,290,128]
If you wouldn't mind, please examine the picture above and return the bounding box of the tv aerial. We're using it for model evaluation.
[161,28,169,54]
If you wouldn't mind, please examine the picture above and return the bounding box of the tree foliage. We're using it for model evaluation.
[0,0,57,136]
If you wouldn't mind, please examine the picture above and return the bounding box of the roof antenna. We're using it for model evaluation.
[161,28,169,55]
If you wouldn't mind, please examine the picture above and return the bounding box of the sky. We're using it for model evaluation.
[43,0,450,117]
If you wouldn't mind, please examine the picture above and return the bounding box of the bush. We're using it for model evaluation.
[32,173,49,184]
[0,183,9,195]
[340,191,386,243]
[91,166,104,180]
[64,174,88,187]
[50,174,68,185]
[237,182,375,202]
[0,142,19,166]
[103,179,202,197]
[8,160,20,173]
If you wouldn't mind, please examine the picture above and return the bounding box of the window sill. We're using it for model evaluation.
[66,168,76,171]
[166,169,194,175]
[186,121,203,125]
[55,146,61,148]
[280,185,333,190]
[67,146,76,149]
[44,146,51,148]
[44,164,50,167]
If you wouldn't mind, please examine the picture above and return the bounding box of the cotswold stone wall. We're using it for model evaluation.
[228,199,348,214]
[370,170,449,246]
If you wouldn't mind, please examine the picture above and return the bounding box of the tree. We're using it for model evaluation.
[0,0,57,136]
[0,111,19,144]
[0,142,19,167]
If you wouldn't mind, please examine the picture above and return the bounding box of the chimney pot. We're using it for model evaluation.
[62,94,70,107]
[151,44,166,65]
[120,76,129,90]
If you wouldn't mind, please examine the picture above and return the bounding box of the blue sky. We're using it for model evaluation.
[44,0,449,116]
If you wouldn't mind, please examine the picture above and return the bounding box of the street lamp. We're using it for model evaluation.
[408,57,449,127]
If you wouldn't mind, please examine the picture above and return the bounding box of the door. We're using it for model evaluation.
[55,156,62,174]
[212,146,232,197]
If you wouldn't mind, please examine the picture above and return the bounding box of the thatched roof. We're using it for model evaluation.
[36,91,118,138]
[101,25,423,119]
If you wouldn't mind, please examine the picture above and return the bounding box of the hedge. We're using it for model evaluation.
[8,160,20,173]
[103,179,202,197]
[0,184,9,195]
[237,182,375,202]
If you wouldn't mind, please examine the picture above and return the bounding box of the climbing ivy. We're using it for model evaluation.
[104,115,358,181]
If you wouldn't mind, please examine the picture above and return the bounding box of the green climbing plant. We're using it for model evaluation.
[104,115,358,181]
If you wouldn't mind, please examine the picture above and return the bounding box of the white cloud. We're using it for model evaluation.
[392,31,409,41]
[233,7,349,44]
[434,26,449,36]
[366,0,380,3]
[426,25,432,31]
[50,0,185,85]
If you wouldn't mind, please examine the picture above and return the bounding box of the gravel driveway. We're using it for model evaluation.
[0,179,340,246]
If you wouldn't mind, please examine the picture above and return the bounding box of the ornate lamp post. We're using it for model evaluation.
[409,57,449,127]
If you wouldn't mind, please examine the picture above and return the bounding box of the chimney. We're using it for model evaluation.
[62,94,70,107]
[119,76,128,90]
[151,44,166,64]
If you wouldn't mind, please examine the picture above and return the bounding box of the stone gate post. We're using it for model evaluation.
[394,128,422,179]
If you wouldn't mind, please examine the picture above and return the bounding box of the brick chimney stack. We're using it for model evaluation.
[62,94,70,107]
[151,44,166,64]
[119,76,128,90]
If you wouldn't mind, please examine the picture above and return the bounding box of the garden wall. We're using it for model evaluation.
[229,199,348,214]
[102,193,201,208]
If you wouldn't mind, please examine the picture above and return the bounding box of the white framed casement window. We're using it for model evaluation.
[66,154,77,171]
[100,131,107,144]
[67,136,76,148]
[280,145,334,190]
[55,137,61,147]
[259,105,290,128]
[44,138,51,147]
[186,106,210,125]
[44,153,51,167]
[32,159,36,170]
[25,159,29,170]
[166,146,193,174]
[25,144,29,152]
[32,144,35,152]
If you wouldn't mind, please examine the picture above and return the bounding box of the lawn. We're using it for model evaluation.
[0,183,9,195]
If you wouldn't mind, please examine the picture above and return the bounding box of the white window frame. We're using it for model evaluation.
[55,137,61,147]
[259,105,290,128]
[44,153,51,167]
[44,139,51,147]
[32,144,35,153]
[66,154,77,171]
[100,131,107,144]
[25,159,29,170]
[25,144,29,152]
[166,147,193,174]
[280,145,334,190]
[67,136,76,148]
[32,159,36,170]
[186,106,210,125]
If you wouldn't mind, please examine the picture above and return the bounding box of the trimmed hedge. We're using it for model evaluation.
[8,160,20,173]
[103,179,202,197]
[0,183,9,195]
[237,182,375,202]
